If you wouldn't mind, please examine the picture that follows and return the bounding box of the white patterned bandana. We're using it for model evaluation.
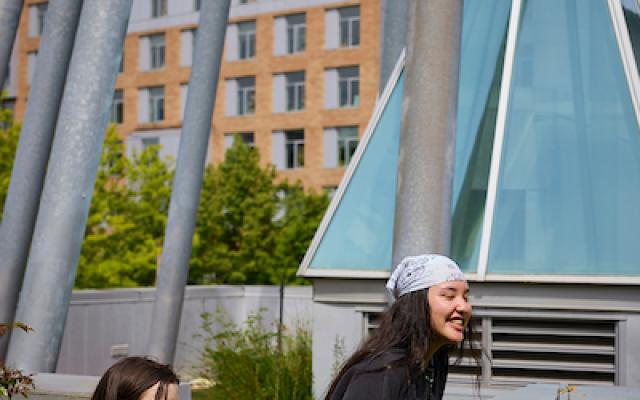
[386,254,465,301]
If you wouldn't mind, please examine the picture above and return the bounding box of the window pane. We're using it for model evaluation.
[488,0,640,275]
[351,80,359,106]
[299,26,306,51]
[340,20,349,46]
[352,19,360,46]
[450,0,510,272]
[297,142,304,167]
[339,80,348,106]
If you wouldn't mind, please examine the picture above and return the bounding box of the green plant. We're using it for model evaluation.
[200,309,312,400]
[0,323,34,400]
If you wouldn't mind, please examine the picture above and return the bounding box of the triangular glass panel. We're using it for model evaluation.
[451,0,511,272]
[488,0,640,275]
[307,70,405,272]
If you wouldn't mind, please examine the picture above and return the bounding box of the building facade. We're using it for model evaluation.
[3,0,380,191]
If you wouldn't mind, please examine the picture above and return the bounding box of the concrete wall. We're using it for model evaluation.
[54,285,312,378]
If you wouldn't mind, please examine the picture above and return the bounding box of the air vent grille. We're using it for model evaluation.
[490,318,616,385]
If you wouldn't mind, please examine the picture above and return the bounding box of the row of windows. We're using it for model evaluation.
[131,127,358,171]
[226,127,359,169]
[230,6,360,61]
[110,66,359,124]
[28,3,360,65]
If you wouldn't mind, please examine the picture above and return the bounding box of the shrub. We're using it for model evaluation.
[200,309,312,400]
[0,323,34,400]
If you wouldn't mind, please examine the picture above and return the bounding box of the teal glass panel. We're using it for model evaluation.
[489,0,640,275]
[309,73,404,271]
[451,0,511,272]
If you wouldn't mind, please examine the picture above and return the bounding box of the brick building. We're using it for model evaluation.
[2,0,380,191]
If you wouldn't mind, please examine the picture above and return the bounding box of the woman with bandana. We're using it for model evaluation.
[324,254,475,400]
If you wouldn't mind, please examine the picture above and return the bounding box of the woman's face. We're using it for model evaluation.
[427,280,472,345]
[140,382,178,400]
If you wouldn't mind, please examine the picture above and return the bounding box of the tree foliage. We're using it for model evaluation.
[0,112,327,287]
[190,139,328,285]
[76,127,173,288]
[77,132,328,287]
[0,102,20,219]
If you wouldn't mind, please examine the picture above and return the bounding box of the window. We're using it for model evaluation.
[338,67,359,107]
[36,3,47,35]
[142,137,160,149]
[224,132,255,151]
[285,130,304,169]
[119,52,124,73]
[148,86,164,122]
[194,0,201,11]
[337,126,358,166]
[110,90,124,124]
[287,14,306,54]
[237,77,256,115]
[286,72,304,111]
[339,6,360,47]
[238,21,256,59]
[151,0,167,17]
[149,34,165,70]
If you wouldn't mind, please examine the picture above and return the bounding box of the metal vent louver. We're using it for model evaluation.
[490,317,616,385]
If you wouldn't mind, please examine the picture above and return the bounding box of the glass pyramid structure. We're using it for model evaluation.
[300,0,640,280]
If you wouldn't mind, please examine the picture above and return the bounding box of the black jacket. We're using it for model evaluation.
[329,348,448,400]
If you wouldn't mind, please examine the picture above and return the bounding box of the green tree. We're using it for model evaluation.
[76,127,173,288]
[190,139,279,284]
[0,101,20,218]
[190,138,329,285]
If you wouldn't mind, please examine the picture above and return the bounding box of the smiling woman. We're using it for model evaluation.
[324,255,477,400]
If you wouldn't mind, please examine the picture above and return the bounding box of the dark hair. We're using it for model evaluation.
[325,288,477,399]
[91,357,179,400]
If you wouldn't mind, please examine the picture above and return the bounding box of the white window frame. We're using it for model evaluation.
[339,6,360,48]
[149,33,165,70]
[287,14,306,54]
[111,89,124,124]
[148,86,165,122]
[285,130,305,169]
[237,77,256,115]
[338,67,360,107]
[151,0,168,18]
[286,72,305,111]
[238,21,256,60]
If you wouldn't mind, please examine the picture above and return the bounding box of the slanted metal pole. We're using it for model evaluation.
[391,0,463,268]
[379,0,409,93]
[0,0,82,360]
[147,0,230,364]
[5,0,131,373]
[0,0,23,89]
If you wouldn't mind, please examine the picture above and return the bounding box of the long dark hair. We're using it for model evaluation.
[325,288,476,399]
[91,357,179,400]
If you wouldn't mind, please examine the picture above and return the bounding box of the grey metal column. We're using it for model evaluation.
[5,0,132,372]
[391,0,463,268]
[0,0,23,89]
[147,0,230,364]
[0,0,82,360]
[379,0,409,93]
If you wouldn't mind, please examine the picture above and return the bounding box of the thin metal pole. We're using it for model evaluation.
[391,0,463,268]
[5,0,132,373]
[0,0,82,360]
[379,0,409,93]
[147,0,231,364]
[0,0,23,89]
